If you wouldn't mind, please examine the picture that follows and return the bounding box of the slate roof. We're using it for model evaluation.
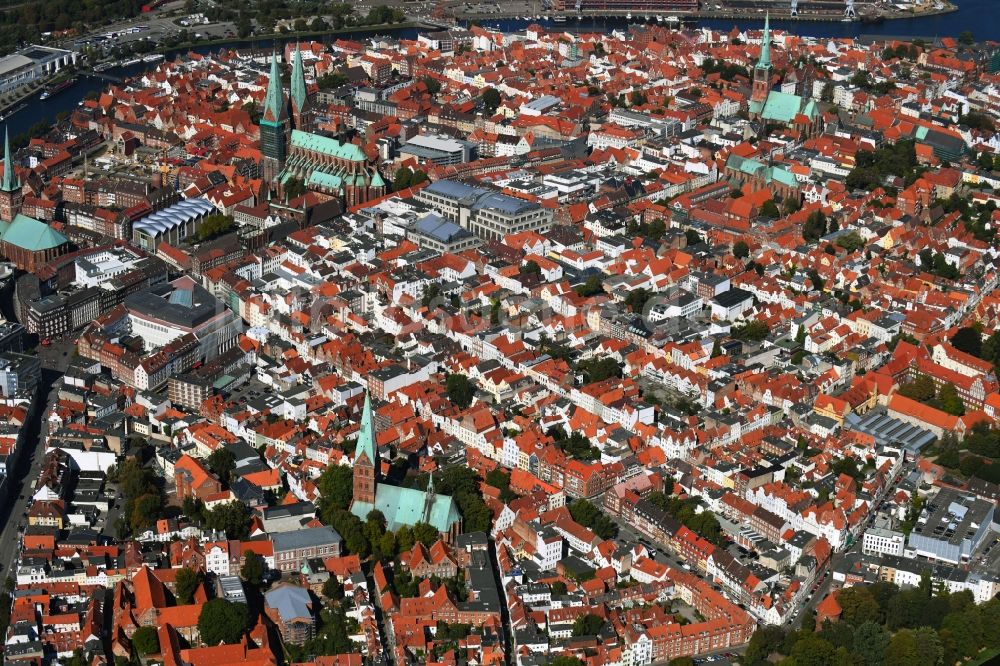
[265,584,312,621]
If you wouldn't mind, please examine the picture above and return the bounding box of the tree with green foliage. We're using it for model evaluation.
[550,657,584,666]
[174,567,201,605]
[411,521,438,547]
[572,613,605,636]
[393,166,413,190]
[204,501,251,539]
[485,469,517,502]
[198,599,249,646]
[959,112,995,132]
[317,464,354,523]
[731,320,770,342]
[684,228,703,246]
[132,625,160,655]
[836,232,865,253]
[852,620,890,666]
[421,75,442,95]
[760,200,780,218]
[577,357,622,384]
[744,625,787,666]
[951,327,982,358]
[937,382,965,416]
[898,374,936,403]
[284,176,307,200]
[197,214,235,242]
[624,288,651,313]
[574,275,604,297]
[808,269,825,292]
[733,240,750,259]
[445,373,474,409]
[317,71,348,90]
[240,552,266,587]
[551,580,568,595]
[789,633,836,666]
[568,499,618,539]
[206,448,236,486]
[433,466,492,533]
[481,87,502,115]
[130,492,161,533]
[556,430,600,461]
[803,210,828,242]
[523,259,541,275]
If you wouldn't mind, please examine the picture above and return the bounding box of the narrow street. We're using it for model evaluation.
[0,281,73,578]
[0,367,61,578]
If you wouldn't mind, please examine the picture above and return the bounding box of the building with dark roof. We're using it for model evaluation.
[124,275,241,361]
[409,213,481,253]
[415,179,552,241]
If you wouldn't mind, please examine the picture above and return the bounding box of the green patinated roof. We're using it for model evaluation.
[728,153,766,176]
[306,170,344,191]
[354,392,376,464]
[291,130,366,162]
[371,171,385,188]
[262,51,287,124]
[2,127,18,193]
[915,126,929,141]
[760,91,806,123]
[749,99,765,115]
[757,12,772,71]
[351,485,462,533]
[768,166,798,188]
[290,44,308,115]
[0,214,67,251]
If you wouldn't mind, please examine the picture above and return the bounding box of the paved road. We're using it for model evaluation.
[0,367,62,580]
[0,329,74,581]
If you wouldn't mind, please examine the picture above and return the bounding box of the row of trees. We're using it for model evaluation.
[182,497,253,539]
[109,456,163,537]
[568,499,618,540]
[745,580,1000,666]
[646,489,723,545]
[896,373,965,416]
[935,421,1000,484]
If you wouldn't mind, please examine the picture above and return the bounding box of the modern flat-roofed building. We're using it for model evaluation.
[124,275,241,361]
[399,134,477,166]
[906,488,995,564]
[0,45,78,95]
[408,213,481,253]
[414,179,552,241]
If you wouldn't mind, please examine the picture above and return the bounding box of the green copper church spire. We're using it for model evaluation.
[2,127,18,192]
[262,51,286,124]
[757,13,772,70]
[354,392,376,463]
[290,43,307,116]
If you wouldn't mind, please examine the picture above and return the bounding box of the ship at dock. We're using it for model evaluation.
[39,77,77,100]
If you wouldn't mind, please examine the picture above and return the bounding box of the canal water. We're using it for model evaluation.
[5,0,993,138]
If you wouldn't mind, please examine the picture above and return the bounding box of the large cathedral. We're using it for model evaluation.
[748,15,821,137]
[350,393,462,538]
[259,46,386,207]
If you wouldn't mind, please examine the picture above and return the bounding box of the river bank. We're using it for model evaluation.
[143,21,422,57]
[458,1,957,24]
